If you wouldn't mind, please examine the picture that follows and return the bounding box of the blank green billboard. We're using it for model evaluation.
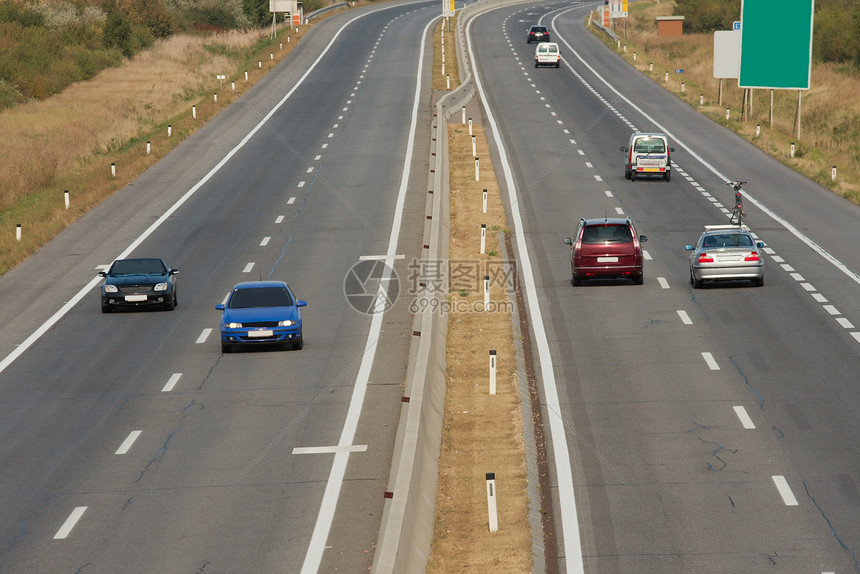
[739,0,814,89]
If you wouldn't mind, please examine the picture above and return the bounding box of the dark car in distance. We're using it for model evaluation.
[563,218,647,285]
[99,257,179,312]
[216,281,306,353]
[527,25,551,43]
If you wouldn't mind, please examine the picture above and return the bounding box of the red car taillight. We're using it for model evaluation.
[698,253,714,263]
[744,251,760,262]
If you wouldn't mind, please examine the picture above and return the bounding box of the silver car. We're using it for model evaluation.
[686,225,764,288]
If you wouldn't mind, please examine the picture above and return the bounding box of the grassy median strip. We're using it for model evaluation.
[426,117,533,570]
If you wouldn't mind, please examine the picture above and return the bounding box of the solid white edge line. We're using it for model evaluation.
[0,4,395,378]
[115,430,142,455]
[468,13,585,574]
[732,405,756,429]
[293,445,368,455]
[300,12,436,574]
[772,475,799,506]
[54,506,87,539]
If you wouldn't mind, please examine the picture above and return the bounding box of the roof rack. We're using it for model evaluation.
[704,224,750,231]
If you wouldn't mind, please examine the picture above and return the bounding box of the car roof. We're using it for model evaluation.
[231,280,289,290]
[702,224,751,233]
[581,217,632,226]
[630,132,668,139]
[530,25,547,30]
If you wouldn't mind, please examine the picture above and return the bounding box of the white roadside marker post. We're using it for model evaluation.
[486,473,499,532]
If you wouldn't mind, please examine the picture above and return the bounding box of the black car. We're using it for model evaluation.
[99,257,179,312]
[527,25,551,43]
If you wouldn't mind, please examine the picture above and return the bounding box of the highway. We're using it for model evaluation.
[469,1,860,573]
[0,2,439,572]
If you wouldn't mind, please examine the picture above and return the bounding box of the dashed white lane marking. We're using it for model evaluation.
[702,352,720,370]
[327,133,334,138]
[115,430,142,455]
[823,305,839,315]
[677,310,692,324]
[196,329,212,344]
[604,190,613,197]
[657,277,670,289]
[772,475,799,506]
[243,262,255,273]
[837,317,855,329]
[292,445,368,455]
[54,507,87,539]
[585,162,593,168]
[614,207,624,214]
[306,167,314,173]
[260,237,270,247]
[643,250,652,261]
[287,197,296,205]
[275,215,285,223]
[297,181,306,188]
[321,143,328,149]
[162,373,182,392]
[594,175,602,182]
[812,293,828,303]
[577,149,585,155]
[733,405,756,429]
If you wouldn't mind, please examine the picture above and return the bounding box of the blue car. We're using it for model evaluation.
[216,281,306,353]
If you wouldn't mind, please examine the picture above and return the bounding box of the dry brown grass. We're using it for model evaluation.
[433,14,460,91]
[592,1,860,203]
[426,122,532,572]
[0,21,311,274]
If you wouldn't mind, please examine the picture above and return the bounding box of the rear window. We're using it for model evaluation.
[633,137,666,153]
[531,26,547,32]
[229,286,293,308]
[581,225,633,244]
[703,233,754,248]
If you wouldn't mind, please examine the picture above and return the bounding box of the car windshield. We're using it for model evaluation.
[109,259,167,275]
[633,137,666,153]
[582,225,633,244]
[229,286,293,309]
[703,233,754,248]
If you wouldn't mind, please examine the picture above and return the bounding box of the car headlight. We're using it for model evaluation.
[226,322,242,329]
[153,282,168,292]
[279,320,296,327]
[104,284,118,293]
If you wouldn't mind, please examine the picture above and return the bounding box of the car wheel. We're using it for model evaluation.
[572,274,582,287]
[753,276,764,287]
[624,169,631,180]
[631,171,637,181]
[555,61,560,68]
[164,296,175,311]
[633,274,644,285]
[665,170,671,182]
[534,61,539,68]
[691,271,703,289]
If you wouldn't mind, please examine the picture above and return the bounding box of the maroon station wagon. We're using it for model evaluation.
[563,218,647,285]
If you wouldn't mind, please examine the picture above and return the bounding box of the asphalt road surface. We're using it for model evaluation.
[469,2,860,573]
[0,2,439,572]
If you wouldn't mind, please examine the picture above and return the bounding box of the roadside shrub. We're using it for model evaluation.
[0,2,44,27]
[103,11,133,56]
[0,79,21,110]
[674,0,738,33]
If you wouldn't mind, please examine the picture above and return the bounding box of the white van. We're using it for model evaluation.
[534,42,560,68]
[621,132,675,181]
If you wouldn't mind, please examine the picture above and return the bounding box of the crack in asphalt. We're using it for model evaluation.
[802,480,860,573]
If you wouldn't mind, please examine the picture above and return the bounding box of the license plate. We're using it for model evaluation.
[597,256,618,263]
[641,167,660,172]
[125,295,147,302]
[248,330,274,338]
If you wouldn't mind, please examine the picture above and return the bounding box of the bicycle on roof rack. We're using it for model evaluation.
[726,180,748,226]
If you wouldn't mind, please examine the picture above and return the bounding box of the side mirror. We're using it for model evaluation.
[640,235,648,243]
[215,303,225,311]
[620,146,627,152]
[169,269,179,275]
[98,271,106,277]
[297,300,308,308]
[756,241,765,248]
[563,236,572,245]
[685,244,694,251]
[669,147,676,152]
